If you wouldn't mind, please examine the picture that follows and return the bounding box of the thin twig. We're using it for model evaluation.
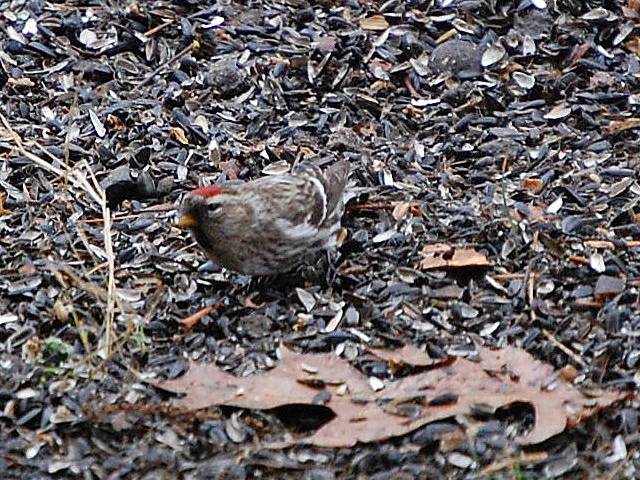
[82,214,139,225]
[490,273,526,281]
[542,329,588,368]
[131,43,195,93]
[527,270,536,322]
[70,304,93,361]
[180,303,222,329]
[86,261,109,276]
[499,173,517,233]
[144,20,173,37]
[175,241,199,254]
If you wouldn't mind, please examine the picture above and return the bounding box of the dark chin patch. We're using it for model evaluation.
[192,224,209,247]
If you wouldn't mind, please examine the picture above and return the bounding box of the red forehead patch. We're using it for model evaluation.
[192,184,223,197]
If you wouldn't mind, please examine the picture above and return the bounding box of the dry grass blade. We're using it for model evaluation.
[87,166,117,359]
[103,206,116,358]
[0,113,102,205]
[0,112,118,358]
[480,452,548,475]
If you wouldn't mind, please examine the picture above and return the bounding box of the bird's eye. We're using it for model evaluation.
[207,203,221,212]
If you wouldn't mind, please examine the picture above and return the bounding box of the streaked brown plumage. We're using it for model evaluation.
[177,161,349,275]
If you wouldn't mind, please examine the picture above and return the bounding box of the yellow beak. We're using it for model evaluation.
[176,213,198,229]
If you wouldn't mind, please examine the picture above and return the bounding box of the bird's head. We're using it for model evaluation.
[176,184,225,230]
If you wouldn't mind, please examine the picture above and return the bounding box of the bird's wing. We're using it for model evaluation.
[294,160,350,221]
[245,174,327,239]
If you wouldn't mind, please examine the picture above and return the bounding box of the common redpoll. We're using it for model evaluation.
[176,161,349,275]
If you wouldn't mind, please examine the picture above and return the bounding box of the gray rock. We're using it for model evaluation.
[100,165,136,207]
[429,40,483,76]
[205,58,248,98]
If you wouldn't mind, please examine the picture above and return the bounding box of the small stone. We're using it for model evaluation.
[136,170,156,198]
[368,376,385,391]
[205,58,247,98]
[156,176,174,196]
[594,275,625,301]
[447,452,475,469]
[100,165,136,208]
[429,40,482,76]
[543,445,578,477]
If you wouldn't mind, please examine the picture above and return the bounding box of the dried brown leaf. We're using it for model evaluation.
[0,192,12,216]
[7,77,35,89]
[521,178,544,194]
[570,42,591,65]
[391,202,411,220]
[625,37,640,56]
[368,345,437,367]
[170,127,189,145]
[359,15,389,31]
[155,344,625,448]
[559,365,578,383]
[605,117,640,133]
[53,299,70,323]
[623,6,640,18]
[419,243,491,270]
[219,160,240,180]
[107,114,126,130]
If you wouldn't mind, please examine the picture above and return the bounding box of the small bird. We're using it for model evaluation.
[176,161,349,275]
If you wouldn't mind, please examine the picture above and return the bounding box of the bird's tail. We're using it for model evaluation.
[322,160,350,215]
